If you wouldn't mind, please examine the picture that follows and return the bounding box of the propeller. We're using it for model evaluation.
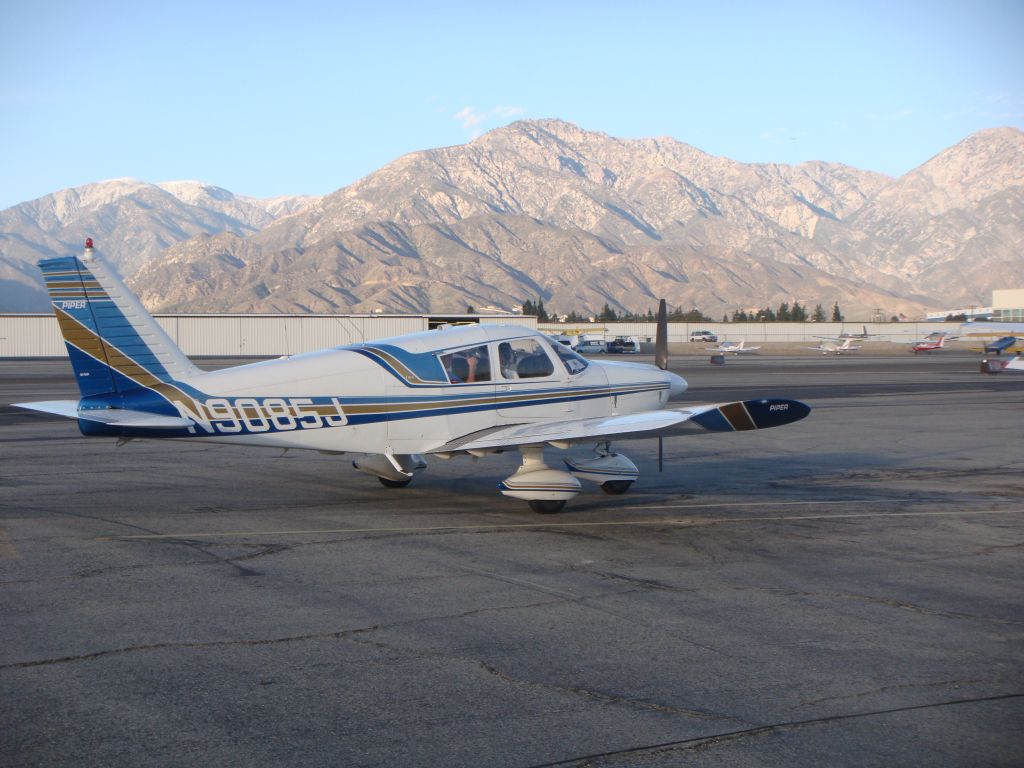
[655,298,668,470]
[655,298,668,370]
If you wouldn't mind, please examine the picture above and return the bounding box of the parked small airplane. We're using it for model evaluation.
[983,336,1017,355]
[807,338,860,355]
[836,325,879,339]
[711,340,760,354]
[910,335,949,354]
[15,240,810,513]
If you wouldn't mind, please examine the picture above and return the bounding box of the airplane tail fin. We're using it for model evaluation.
[39,239,201,399]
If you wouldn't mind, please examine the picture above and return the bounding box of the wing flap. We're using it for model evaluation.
[429,398,810,454]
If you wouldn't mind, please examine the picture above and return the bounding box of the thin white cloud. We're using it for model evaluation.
[453,105,528,138]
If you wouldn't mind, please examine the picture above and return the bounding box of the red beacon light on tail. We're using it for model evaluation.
[85,238,94,249]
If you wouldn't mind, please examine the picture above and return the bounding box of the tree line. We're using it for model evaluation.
[730,302,844,322]
[506,298,847,323]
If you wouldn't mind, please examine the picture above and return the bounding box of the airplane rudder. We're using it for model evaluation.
[39,250,120,398]
[38,239,198,398]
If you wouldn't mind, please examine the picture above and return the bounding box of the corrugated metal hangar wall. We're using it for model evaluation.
[0,314,537,357]
[1,314,960,358]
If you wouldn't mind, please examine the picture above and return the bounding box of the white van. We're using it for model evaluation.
[575,336,607,354]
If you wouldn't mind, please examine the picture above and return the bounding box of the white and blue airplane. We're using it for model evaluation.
[15,240,810,513]
[710,339,761,354]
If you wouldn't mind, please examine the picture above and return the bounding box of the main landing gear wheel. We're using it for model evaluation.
[378,476,412,488]
[600,480,634,495]
[528,499,567,514]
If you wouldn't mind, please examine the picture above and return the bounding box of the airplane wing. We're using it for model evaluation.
[429,398,810,454]
[15,401,195,429]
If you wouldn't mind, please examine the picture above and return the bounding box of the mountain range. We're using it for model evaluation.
[2,120,1021,318]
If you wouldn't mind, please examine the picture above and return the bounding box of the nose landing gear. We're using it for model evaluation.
[499,445,581,514]
[565,442,638,496]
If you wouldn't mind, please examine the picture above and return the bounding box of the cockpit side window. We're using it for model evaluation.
[439,344,491,384]
[551,342,589,375]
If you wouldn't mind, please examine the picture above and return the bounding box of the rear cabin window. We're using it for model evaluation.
[440,345,491,384]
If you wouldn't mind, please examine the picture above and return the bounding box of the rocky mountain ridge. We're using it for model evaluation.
[2,121,1021,318]
[0,178,314,311]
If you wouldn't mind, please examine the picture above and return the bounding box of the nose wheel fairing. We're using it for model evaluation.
[564,444,638,497]
[564,445,638,488]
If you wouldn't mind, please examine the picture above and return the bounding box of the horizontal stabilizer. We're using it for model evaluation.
[14,401,193,429]
[13,400,81,418]
[76,409,195,429]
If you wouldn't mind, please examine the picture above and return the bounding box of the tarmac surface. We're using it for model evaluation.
[1,351,1022,767]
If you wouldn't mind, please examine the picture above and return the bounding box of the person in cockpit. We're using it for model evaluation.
[499,342,518,379]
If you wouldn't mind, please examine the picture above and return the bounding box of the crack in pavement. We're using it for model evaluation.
[0,587,744,725]
[332,630,744,725]
[475,658,744,724]
[799,677,990,707]
[523,692,1024,767]
[41,508,263,577]
[0,587,625,671]
[729,586,1024,626]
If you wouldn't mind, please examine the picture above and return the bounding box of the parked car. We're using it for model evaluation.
[689,330,718,343]
[607,336,640,354]
[575,339,607,354]
[546,333,575,348]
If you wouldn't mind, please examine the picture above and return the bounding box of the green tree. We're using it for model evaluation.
[777,302,791,321]
[536,297,550,322]
[667,306,711,322]
[831,302,843,322]
[791,302,808,322]
[465,305,475,314]
[812,304,827,322]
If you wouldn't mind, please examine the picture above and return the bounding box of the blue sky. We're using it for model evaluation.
[1,0,1021,210]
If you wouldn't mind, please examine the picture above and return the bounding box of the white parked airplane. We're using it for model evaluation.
[711,340,760,354]
[807,338,860,355]
[15,240,810,513]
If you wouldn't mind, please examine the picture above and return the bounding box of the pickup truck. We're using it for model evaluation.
[607,336,640,354]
